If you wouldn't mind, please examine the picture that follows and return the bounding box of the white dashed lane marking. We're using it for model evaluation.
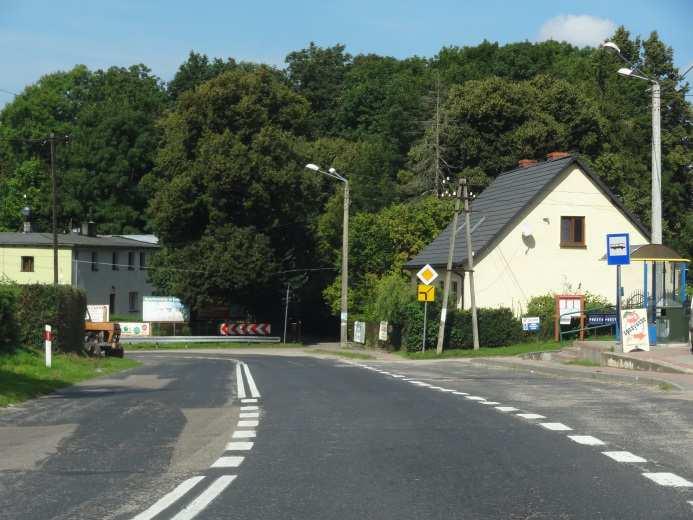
[516,413,546,420]
[235,363,246,399]
[465,396,486,401]
[540,423,573,431]
[232,430,256,439]
[240,412,259,418]
[131,476,205,520]
[241,398,257,403]
[210,456,244,468]
[170,475,237,520]
[238,420,259,427]
[602,451,647,463]
[568,435,606,446]
[495,406,518,412]
[241,406,259,411]
[452,391,469,395]
[225,442,254,451]
[642,473,693,487]
[480,401,500,405]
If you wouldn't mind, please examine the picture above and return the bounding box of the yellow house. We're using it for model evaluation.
[406,153,650,314]
[0,230,159,316]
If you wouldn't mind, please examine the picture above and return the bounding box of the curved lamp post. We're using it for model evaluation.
[306,163,349,348]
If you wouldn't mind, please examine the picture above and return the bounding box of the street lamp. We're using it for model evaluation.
[306,163,349,348]
[601,41,662,245]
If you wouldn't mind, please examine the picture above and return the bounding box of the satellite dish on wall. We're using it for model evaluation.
[521,223,533,237]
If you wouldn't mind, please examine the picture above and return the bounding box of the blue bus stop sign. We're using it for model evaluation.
[606,233,630,266]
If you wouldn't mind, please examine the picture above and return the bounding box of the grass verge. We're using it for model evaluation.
[125,342,301,350]
[397,341,561,360]
[0,349,140,407]
[307,349,375,360]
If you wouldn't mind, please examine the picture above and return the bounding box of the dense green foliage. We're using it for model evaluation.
[14,285,86,353]
[0,28,690,333]
[0,285,20,353]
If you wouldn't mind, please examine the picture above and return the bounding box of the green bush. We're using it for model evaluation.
[15,285,87,353]
[401,301,440,352]
[0,284,20,353]
[448,307,523,348]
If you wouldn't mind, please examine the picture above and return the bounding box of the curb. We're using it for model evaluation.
[468,357,686,391]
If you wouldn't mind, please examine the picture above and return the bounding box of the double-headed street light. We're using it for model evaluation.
[306,163,349,348]
[601,41,662,245]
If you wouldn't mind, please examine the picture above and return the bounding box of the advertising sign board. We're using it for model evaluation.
[354,321,366,344]
[379,321,388,341]
[86,305,109,322]
[142,296,188,323]
[522,317,540,332]
[621,309,650,352]
[118,322,151,337]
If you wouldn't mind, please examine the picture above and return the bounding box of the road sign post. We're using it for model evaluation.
[416,265,438,352]
[607,233,630,347]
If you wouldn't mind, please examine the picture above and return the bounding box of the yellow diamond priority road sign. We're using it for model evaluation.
[418,284,435,302]
[416,264,439,285]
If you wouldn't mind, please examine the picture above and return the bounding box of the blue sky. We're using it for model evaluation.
[1,0,691,106]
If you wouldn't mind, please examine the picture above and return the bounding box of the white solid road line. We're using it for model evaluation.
[602,451,647,463]
[211,456,244,468]
[238,420,259,427]
[568,435,606,446]
[642,473,693,487]
[540,422,573,431]
[495,406,519,412]
[131,476,205,520]
[235,363,246,400]
[452,391,469,395]
[242,363,261,398]
[241,398,257,403]
[240,412,259,418]
[516,413,546,419]
[241,406,259,411]
[226,441,254,451]
[465,396,486,401]
[171,475,237,520]
[232,430,256,439]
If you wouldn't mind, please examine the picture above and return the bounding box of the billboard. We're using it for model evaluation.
[142,296,188,323]
[118,322,151,337]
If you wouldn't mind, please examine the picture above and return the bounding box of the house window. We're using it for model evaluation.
[560,216,585,247]
[128,252,135,271]
[112,251,119,271]
[21,256,34,272]
[139,252,146,270]
[91,251,98,271]
[129,291,139,312]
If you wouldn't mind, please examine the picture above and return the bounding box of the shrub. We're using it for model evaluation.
[0,284,20,353]
[447,307,522,348]
[15,285,87,353]
[401,301,440,352]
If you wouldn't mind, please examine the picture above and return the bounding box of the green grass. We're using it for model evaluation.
[657,382,675,391]
[564,358,601,367]
[397,341,561,360]
[307,349,375,360]
[124,341,302,350]
[0,349,140,407]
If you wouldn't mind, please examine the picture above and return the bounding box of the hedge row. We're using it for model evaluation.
[0,284,87,354]
[401,303,523,352]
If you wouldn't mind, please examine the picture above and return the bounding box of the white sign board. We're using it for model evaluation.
[143,296,188,323]
[86,304,109,322]
[118,322,151,337]
[621,309,650,352]
[522,317,540,332]
[354,321,366,344]
[379,321,388,341]
[416,264,439,285]
[559,298,581,325]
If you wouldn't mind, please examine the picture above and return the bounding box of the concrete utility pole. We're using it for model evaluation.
[283,283,290,344]
[462,179,480,350]
[340,181,350,348]
[650,81,662,245]
[49,133,58,286]
[436,179,462,354]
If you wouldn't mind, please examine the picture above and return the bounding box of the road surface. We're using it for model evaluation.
[1,351,692,519]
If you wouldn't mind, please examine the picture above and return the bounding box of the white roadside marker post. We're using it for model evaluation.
[44,324,52,368]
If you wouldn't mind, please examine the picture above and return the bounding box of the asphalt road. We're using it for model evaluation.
[1,352,692,519]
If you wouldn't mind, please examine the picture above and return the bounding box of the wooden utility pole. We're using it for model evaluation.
[49,133,58,286]
[462,179,480,350]
[436,179,462,354]
[434,74,441,195]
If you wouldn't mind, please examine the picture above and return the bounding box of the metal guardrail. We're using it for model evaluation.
[120,335,281,344]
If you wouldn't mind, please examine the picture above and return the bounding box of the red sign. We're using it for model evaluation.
[43,330,54,341]
[219,323,272,336]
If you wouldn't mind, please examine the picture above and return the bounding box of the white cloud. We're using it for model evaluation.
[538,14,617,48]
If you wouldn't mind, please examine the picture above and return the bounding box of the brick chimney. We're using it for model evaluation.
[546,151,570,161]
[518,159,538,168]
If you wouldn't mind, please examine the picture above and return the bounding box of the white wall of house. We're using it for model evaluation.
[72,248,157,317]
[461,165,649,313]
